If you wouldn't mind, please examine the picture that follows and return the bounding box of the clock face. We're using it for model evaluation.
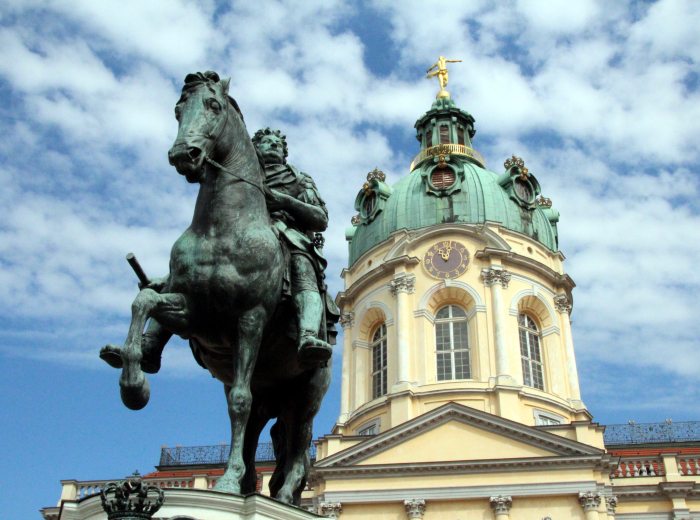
[424,240,469,279]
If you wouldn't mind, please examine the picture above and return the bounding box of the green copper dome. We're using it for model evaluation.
[346,97,560,267]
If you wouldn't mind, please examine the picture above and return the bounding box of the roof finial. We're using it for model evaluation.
[426,56,462,99]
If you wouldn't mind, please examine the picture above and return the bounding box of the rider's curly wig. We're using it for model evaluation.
[252,128,288,161]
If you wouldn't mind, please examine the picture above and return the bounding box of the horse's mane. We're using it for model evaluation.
[180,71,244,121]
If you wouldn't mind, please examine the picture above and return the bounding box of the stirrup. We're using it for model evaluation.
[298,334,332,364]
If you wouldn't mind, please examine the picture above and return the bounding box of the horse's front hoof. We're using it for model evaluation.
[213,472,241,495]
[120,377,150,410]
[99,345,124,369]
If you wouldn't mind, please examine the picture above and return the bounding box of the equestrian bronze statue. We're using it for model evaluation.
[99,71,338,505]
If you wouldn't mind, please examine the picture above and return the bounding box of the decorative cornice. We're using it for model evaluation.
[319,501,342,518]
[481,267,511,288]
[475,248,575,292]
[404,498,426,519]
[337,255,420,306]
[553,294,572,314]
[490,495,513,514]
[605,495,618,514]
[578,491,601,512]
[315,403,604,469]
[389,274,416,295]
[313,454,612,479]
[339,312,355,328]
[660,481,695,498]
[319,480,599,504]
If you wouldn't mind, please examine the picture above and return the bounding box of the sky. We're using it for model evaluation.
[0,0,699,517]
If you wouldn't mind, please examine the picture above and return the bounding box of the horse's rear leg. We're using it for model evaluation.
[119,289,188,410]
[275,366,331,504]
[240,397,270,494]
[215,306,265,494]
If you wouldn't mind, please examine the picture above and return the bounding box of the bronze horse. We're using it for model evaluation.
[106,71,330,504]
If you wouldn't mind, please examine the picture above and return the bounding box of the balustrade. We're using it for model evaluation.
[678,456,700,476]
[611,457,664,478]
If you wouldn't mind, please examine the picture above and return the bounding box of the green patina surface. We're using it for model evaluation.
[347,97,559,266]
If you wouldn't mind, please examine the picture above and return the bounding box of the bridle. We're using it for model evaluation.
[181,84,266,197]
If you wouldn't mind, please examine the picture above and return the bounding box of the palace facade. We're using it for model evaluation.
[42,77,700,520]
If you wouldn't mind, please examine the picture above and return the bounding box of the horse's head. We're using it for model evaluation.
[168,71,243,183]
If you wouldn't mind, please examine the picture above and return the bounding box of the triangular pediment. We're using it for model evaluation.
[316,403,603,468]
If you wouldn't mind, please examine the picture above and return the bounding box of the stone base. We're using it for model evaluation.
[56,489,321,520]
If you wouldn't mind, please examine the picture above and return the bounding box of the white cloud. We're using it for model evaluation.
[0,1,698,426]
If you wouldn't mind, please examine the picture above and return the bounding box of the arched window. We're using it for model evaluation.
[435,305,470,381]
[519,314,544,390]
[371,324,387,398]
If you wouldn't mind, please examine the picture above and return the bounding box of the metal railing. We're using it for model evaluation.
[604,421,700,445]
[409,143,486,170]
[159,442,317,467]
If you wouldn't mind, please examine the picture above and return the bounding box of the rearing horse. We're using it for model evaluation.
[110,71,330,504]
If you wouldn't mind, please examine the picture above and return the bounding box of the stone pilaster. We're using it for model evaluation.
[489,495,512,518]
[339,312,355,329]
[578,492,602,520]
[482,267,511,288]
[390,273,415,386]
[389,273,416,295]
[481,268,514,385]
[557,293,582,402]
[319,502,342,519]
[605,495,618,517]
[404,498,426,519]
[554,294,572,314]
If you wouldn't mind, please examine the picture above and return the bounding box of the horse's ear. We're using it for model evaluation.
[221,77,231,95]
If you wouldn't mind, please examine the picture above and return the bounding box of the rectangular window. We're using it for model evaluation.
[457,127,465,145]
[439,125,450,144]
[358,423,378,436]
[435,305,470,381]
[372,324,388,398]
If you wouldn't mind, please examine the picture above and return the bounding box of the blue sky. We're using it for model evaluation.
[1,0,699,517]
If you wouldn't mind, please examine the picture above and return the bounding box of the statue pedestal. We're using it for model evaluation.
[57,489,321,520]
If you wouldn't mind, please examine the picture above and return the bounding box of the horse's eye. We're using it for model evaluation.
[208,99,222,113]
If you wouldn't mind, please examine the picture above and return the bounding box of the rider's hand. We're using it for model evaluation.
[139,276,168,292]
[265,188,289,211]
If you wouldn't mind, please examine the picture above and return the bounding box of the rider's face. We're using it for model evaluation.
[257,135,285,165]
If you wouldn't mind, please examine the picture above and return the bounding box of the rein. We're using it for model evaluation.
[204,156,266,196]
[202,90,266,197]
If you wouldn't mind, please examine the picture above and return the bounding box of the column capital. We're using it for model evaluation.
[578,491,601,512]
[554,294,572,314]
[404,498,426,519]
[489,495,513,514]
[481,267,511,288]
[319,502,343,518]
[339,312,355,328]
[389,274,416,295]
[605,495,618,514]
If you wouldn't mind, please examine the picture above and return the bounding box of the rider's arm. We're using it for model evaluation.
[266,190,328,231]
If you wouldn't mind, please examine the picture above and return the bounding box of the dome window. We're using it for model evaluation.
[362,193,376,217]
[514,178,533,203]
[431,166,456,190]
[352,168,392,225]
[498,155,542,210]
